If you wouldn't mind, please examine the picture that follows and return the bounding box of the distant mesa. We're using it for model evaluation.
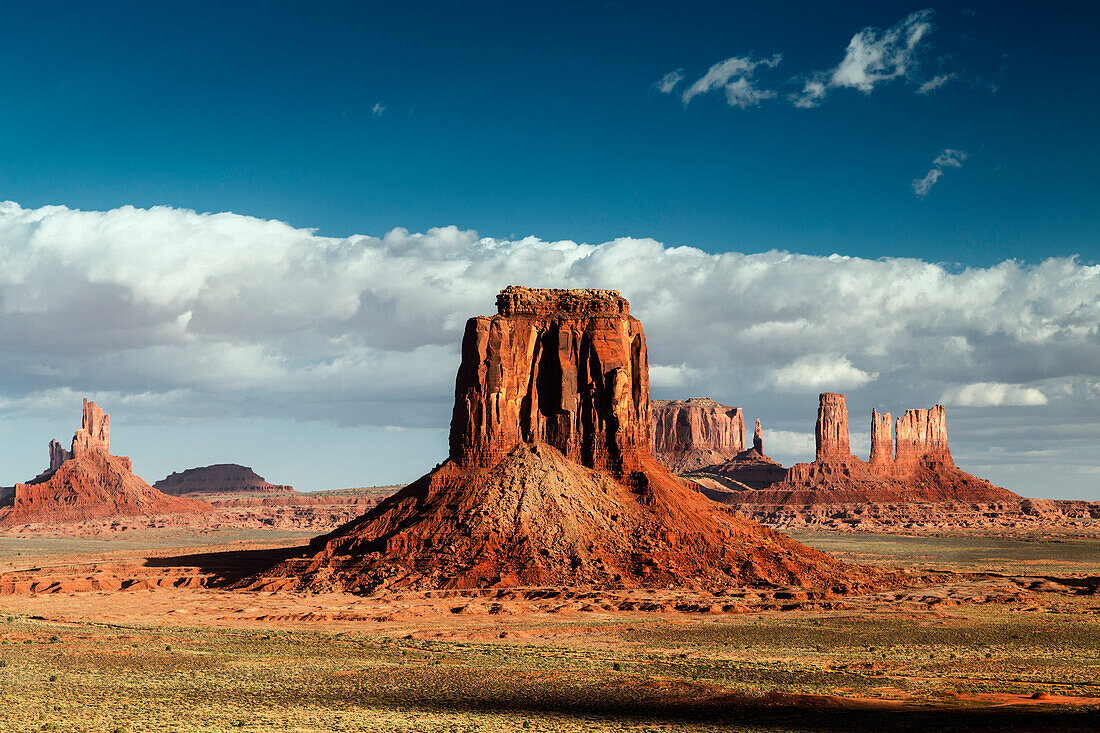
[651,398,745,473]
[0,399,210,526]
[155,464,296,496]
[652,400,786,489]
[249,287,880,593]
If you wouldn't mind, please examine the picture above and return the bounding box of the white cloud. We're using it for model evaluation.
[942,382,1049,407]
[681,54,781,108]
[655,68,684,94]
[768,354,877,393]
[917,73,955,94]
[759,429,815,459]
[830,10,933,92]
[1,201,1100,445]
[913,147,967,196]
[790,10,936,108]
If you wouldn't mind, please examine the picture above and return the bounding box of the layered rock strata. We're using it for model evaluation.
[0,400,209,526]
[252,288,883,594]
[155,464,296,496]
[651,398,745,473]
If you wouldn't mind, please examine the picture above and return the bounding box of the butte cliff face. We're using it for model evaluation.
[651,398,745,473]
[0,400,210,526]
[261,287,879,594]
[155,464,296,496]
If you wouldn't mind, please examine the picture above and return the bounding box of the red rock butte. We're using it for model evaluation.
[251,287,884,594]
[0,399,209,526]
[651,398,746,473]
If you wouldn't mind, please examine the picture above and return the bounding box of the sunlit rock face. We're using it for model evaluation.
[450,286,651,476]
[651,398,745,473]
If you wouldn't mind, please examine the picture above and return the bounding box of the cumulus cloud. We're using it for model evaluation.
[654,68,684,94]
[1,201,1100,452]
[761,429,815,458]
[942,382,1049,407]
[768,355,877,393]
[681,54,782,108]
[912,148,967,196]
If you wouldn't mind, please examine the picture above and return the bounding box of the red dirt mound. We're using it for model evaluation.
[247,287,887,594]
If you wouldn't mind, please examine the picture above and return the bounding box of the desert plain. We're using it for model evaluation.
[0,520,1098,732]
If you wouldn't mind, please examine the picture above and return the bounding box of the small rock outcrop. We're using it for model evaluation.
[753,419,764,453]
[155,464,296,496]
[252,288,881,594]
[0,400,210,526]
[651,398,745,473]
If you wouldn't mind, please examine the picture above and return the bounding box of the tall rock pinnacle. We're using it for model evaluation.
[815,392,852,461]
[753,419,764,453]
[869,408,894,468]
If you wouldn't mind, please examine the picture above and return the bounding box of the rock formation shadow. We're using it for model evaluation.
[144,545,311,586]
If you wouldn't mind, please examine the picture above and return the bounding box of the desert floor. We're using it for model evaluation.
[0,525,1097,732]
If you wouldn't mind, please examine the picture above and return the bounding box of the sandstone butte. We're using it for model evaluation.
[651,398,745,473]
[0,399,210,527]
[689,392,1021,507]
[155,464,296,496]
[250,287,885,594]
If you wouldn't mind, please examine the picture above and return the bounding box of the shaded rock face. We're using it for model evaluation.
[155,464,295,496]
[257,288,882,595]
[753,419,763,453]
[815,393,852,461]
[450,286,650,476]
[0,400,209,526]
[651,398,744,473]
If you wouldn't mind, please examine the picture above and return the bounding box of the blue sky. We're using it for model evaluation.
[0,3,1098,498]
[3,1,1096,264]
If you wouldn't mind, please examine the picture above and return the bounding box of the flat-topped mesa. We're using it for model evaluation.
[651,398,744,473]
[894,405,953,474]
[451,286,650,475]
[71,398,110,458]
[868,409,894,469]
[753,419,764,453]
[495,286,629,318]
[815,393,852,462]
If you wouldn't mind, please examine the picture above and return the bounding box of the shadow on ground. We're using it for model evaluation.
[143,545,309,585]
